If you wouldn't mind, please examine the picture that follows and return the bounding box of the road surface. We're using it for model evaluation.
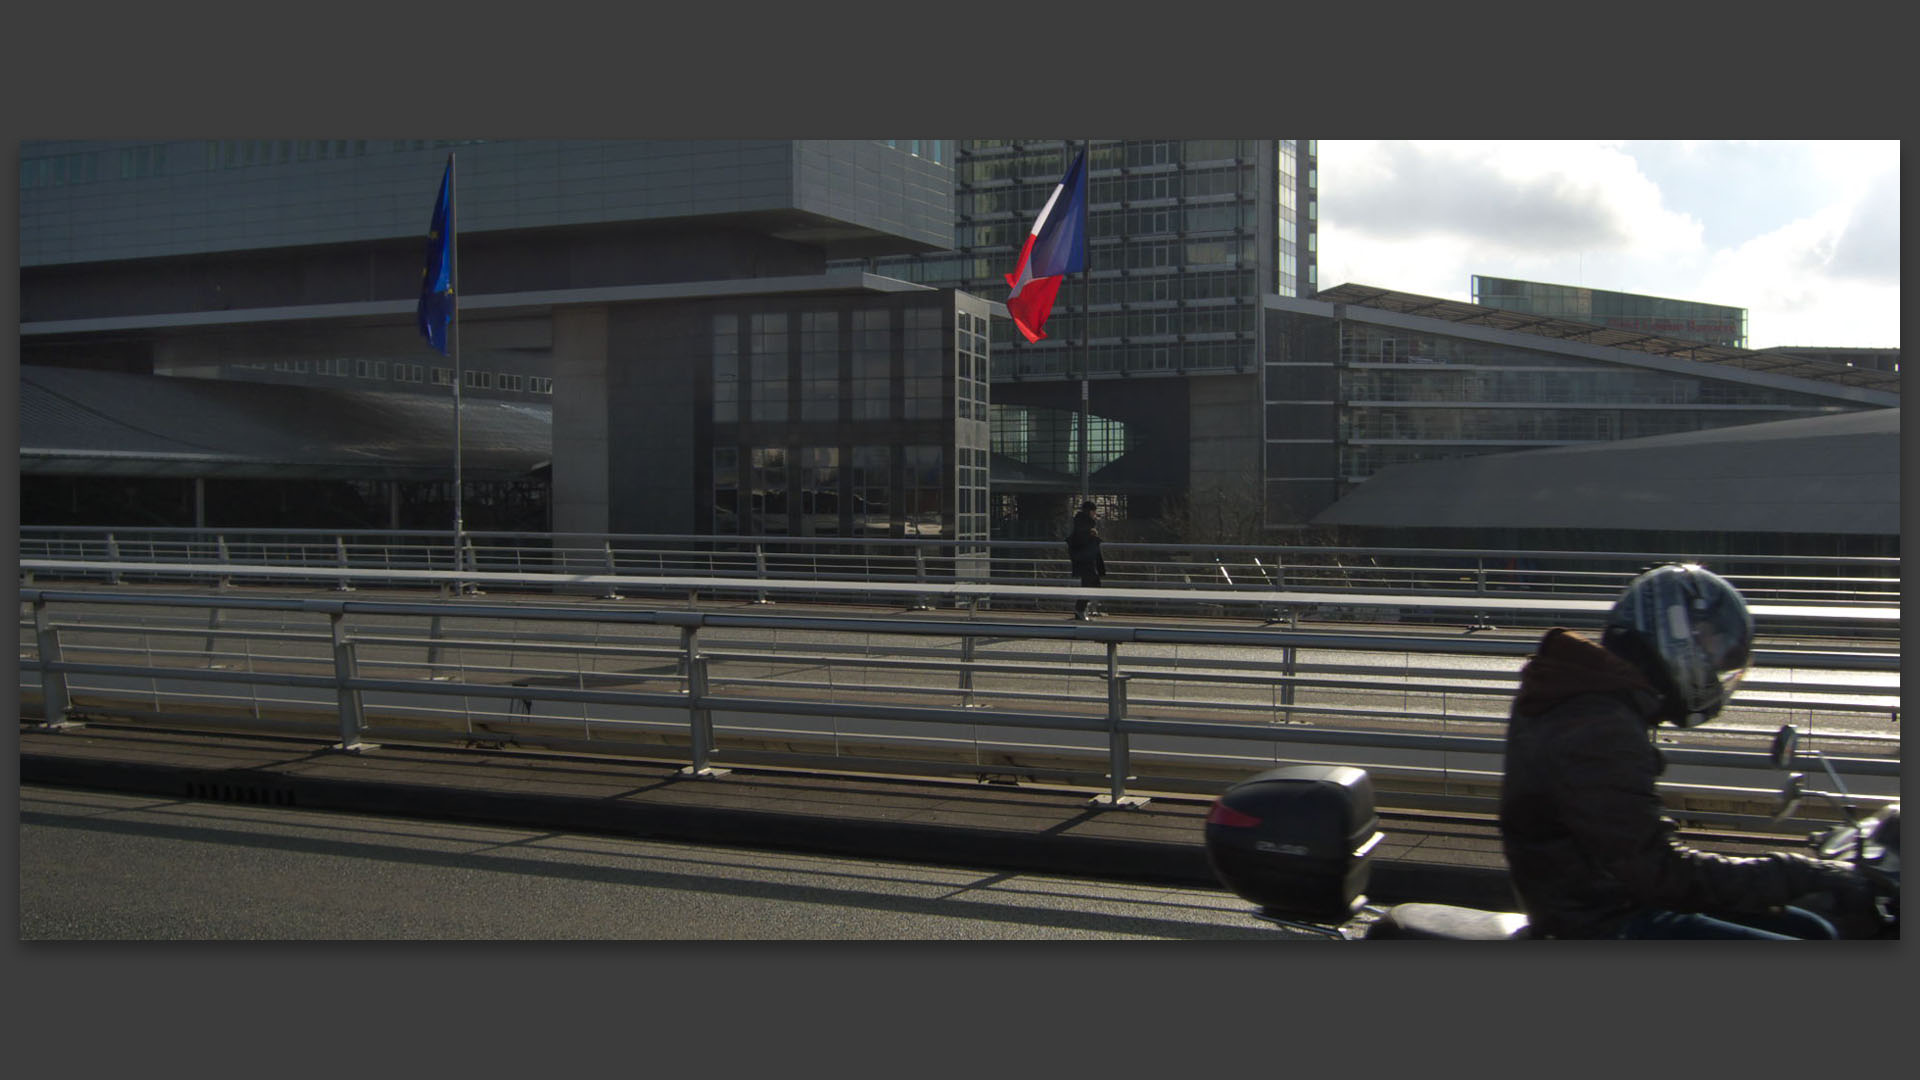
[20,784,1290,941]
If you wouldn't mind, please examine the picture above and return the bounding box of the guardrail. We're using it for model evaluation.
[20,526,1901,617]
[18,583,1899,828]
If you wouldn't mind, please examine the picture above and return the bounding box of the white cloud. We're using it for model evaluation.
[1702,201,1901,348]
[1315,140,1901,350]
[1321,141,1703,262]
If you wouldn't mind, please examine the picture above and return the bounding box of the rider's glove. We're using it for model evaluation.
[1791,860,1892,939]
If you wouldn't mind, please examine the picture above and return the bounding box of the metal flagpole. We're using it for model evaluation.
[1078,138,1091,505]
[449,153,465,576]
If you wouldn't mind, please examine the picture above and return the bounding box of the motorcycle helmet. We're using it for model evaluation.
[1603,563,1754,727]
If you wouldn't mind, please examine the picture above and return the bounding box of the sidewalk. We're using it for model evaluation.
[21,722,1813,911]
[18,719,1539,909]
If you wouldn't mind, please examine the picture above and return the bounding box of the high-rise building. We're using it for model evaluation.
[837,139,1319,538]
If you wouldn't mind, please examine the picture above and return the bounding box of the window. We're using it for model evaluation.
[903,308,945,420]
[853,309,891,421]
[712,315,739,422]
[749,313,788,423]
[750,447,789,535]
[799,311,840,422]
[902,445,946,537]
[713,447,740,533]
[799,447,841,536]
[852,445,891,537]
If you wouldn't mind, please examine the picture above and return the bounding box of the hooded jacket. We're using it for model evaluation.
[1499,628,1850,938]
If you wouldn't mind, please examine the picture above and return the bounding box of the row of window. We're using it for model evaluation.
[713,309,978,425]
[714,444,960,538]
[1339,405,1822,444]
[991,406,1129,477]
[994,339,1253,379]
[1342,367,1824,408]
[882,140,952,166]
[958,203,1257,249]
[21,139,490,190]
[20,145,165,188]
[248,358,551,393]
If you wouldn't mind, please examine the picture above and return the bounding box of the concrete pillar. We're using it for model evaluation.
[550,306,611,536]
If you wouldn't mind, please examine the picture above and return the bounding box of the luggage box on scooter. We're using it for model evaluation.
[1203,764,1383,922]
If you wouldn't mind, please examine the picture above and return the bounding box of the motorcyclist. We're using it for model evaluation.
[1498,563,1887,939]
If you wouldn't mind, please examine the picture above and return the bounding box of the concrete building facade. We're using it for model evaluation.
[19,138,995,540]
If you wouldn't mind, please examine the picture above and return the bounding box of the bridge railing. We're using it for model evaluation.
[20,526,1900,614]
[18,583,1898,829]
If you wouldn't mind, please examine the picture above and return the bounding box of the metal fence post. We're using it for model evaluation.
[679,627,726,777]
[911,544,933,611]
[1091,640,1146,808]
[33,599,76,729]
[203,604,226,668]
[1091,672,1145,808]
[959,634,978,708]
[1280,642,1297,722]
[106,533,123,584]
[215,534,233,590]
[753,544,771,605]
[329,612,374,752]
[334,536,355,592]
[601,541,624,600]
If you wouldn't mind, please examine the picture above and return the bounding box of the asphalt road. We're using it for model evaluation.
[19,784,1294,941]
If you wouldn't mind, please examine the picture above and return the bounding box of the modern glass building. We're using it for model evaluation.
[836,139,1319,537]
[1471,275,1748,349]
[1262,284,1898,524]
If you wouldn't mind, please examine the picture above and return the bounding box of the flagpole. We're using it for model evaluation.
[1077,138,1091,505]
[449,152,465,575]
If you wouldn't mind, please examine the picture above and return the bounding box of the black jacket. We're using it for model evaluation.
[1499,628,1851,938]
[1066,512,1106,577]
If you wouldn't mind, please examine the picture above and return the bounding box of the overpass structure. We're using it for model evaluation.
[16,533,1899,901]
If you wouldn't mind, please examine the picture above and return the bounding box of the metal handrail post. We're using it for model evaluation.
[601,541,624,600]
[215,534,233,590]
[106,533,123,584]
[959,634,977,707]
[911,544,933,611]
[202,605,225,668]
[334,535,355,592]
[1092,672,1145,808]
[329,612,373,752]
[753,544,771,605]
[1280,643,1297,721]
[679,626,726,777]
[32,599,76,729]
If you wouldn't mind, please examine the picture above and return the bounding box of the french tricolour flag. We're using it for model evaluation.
[1005,149,1088,343]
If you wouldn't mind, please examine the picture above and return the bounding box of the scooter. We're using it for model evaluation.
[1202,725,1898,940]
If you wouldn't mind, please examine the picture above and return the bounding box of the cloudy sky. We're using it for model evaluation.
[1314,140,1900,351]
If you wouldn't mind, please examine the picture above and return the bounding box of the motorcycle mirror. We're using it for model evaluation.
[1770,725,1800,770]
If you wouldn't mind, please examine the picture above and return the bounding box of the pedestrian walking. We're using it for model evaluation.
[1065,501,1107,619]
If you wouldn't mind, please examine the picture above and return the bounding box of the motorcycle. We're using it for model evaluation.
[1202,724,1898,940]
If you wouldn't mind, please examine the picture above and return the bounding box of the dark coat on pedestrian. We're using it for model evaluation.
[1498,627,1857,938]
[1066,509,1107,579]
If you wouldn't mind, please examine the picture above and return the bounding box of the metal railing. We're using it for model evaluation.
[19,583,1899,828]
[20,526,1901,617]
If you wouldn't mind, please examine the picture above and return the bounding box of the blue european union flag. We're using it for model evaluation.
[417,158,454,355]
